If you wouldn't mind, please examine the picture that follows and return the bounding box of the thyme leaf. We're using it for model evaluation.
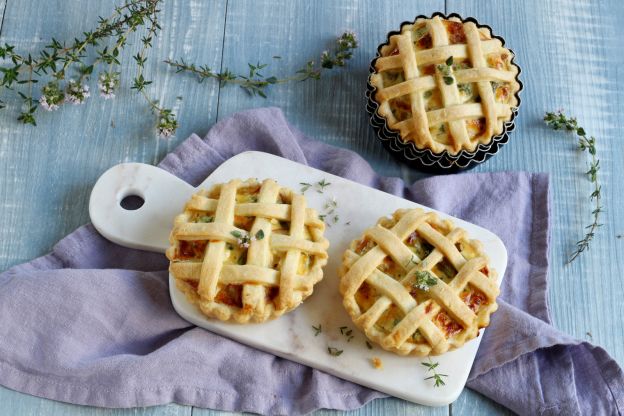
[422,357,448,387]
[327,347,343,357]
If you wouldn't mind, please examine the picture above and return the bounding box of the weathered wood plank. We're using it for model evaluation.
[0,385,191,416]
[0,0,7,35]
[1,0,623,415]
[214,0,443,180]
[0,0,226,272]
[447,0,624,413]
[0,0,226,413]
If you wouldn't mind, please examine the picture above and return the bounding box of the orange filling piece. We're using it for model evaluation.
[177,240,208,259]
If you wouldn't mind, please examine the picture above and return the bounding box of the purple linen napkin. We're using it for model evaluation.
[0,107,621,415]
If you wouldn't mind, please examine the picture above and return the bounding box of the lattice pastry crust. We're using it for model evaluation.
[370,15,520,154]
[339,208,499,356]
[166,179,329,323]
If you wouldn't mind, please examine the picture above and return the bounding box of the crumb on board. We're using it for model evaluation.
[371,357,383,369]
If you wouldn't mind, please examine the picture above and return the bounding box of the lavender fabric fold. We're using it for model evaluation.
[0,107,621,415]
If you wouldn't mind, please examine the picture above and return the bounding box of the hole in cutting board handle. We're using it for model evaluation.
[119,192,145,210]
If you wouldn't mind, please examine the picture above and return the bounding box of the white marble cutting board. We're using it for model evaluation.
[89,151,507,407]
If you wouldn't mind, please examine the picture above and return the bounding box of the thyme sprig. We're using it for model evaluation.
[422,358,448,387]
[544,110,603,263]
[164,31,358,98]
[413,271,438,291]
[0,0,176,136]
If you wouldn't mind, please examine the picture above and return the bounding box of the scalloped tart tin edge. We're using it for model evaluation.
[365,11,523,173]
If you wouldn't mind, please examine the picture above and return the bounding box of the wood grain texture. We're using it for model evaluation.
[214,0,443,179]
[450,0,624,360]
[0,0,226,271]
[1,0,623,415]
[0,0,6,34]
[0,387,191,416]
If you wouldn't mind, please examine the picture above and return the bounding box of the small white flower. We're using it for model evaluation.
[65,80,90,105]
[39,95,59,111]
[98,72,119,100]
[158,127,174,139]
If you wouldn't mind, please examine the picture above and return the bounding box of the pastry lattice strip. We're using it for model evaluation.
[373,16,517,153]
[341,209,499,355]
[168,179,328,322]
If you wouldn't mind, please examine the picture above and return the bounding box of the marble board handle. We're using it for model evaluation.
[89,163,195,253]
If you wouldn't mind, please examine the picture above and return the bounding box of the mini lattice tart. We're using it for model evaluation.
[370,14,520,155]
[339,208,499,356]
[166,179,329,323]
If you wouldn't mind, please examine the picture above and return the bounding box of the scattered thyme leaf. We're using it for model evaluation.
[255,229,265,240]
[445,56,454,66]
[339,326,348,335]
[422,357,447,387]
[300,182,312,193]
[230,230,243,239]
[316,179,331,193]
[366,341,373,350]
[312,324,322,336]
[327,347,343,357]
[544,110,603,263]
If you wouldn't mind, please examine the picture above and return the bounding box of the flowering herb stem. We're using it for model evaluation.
[544,110,603,263]
[0,0,175,136]
[164,31,358,98]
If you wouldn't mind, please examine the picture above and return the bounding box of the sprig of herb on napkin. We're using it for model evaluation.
[544,110,603,263]
[164,31,358,98]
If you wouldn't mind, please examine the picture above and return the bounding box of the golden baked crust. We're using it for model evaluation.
[370,15,520,155]
[166,178,329,323]
[339,208,499,356]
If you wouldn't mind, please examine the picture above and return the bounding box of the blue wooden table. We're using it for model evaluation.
[1,0,622,414]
